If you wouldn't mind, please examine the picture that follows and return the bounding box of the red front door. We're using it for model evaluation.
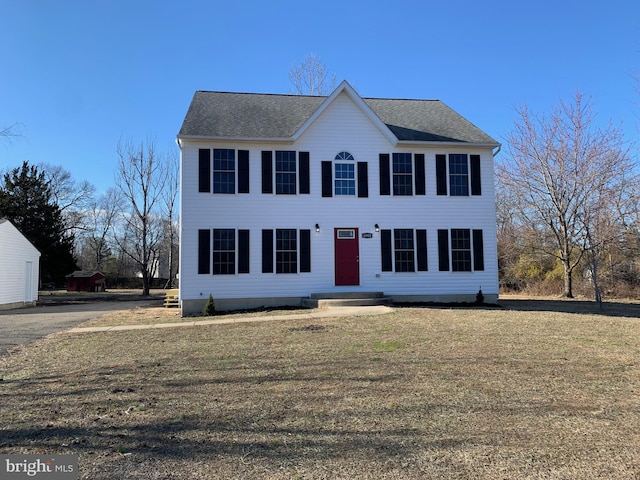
[335,228,359,286]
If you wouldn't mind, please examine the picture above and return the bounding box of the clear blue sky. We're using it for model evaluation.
[2,0,639,195]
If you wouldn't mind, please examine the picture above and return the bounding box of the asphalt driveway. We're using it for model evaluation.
[0,300,157,356]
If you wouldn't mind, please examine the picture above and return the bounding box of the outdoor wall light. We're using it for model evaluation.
[315,224,320,233]
[374,224,380,232]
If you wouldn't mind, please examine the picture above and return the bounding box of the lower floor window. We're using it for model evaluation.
[381,228,428,272]
[198,229,250,275]
[394,229,415,272]
[438,228,484,272]
[276,229,297,274]
[451,229,471,272]
[213,229,235,274]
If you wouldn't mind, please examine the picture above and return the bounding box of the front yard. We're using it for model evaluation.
[1,300,639,479]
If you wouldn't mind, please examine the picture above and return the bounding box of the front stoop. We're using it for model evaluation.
[302,291,392,308]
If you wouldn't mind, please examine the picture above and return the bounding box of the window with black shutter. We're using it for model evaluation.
[261,151,273,194]
[381,229,392,271]
[414,154,425,195]
[238,229,250,273]
[198,229,210,274]
[357,162,368,198]
[470,155,481,195]
[438,229,449,271]
[262,229,273,272]
[300,229,311,272]
[473,229,484,271]
[299,152,310,194]
[238,150,250,194]
[321,161,332,197]
[436,154,447,195]
[198,149,211,193]
[416,229,428,271]
[379,154,390,196]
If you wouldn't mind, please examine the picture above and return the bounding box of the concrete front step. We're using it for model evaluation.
[303,292,392,308]
[309,291,385,300]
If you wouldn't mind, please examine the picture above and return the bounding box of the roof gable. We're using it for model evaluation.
[0,218,41,256]
[292,80,398,145]
[178,82,499,147]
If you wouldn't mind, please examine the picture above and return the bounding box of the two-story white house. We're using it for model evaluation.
[177,81,500,314]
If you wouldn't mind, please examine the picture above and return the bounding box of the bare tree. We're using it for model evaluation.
[498,93,635,299]
[0,123,24,145]
[115,139,167,295]
[39,163,96,234]
[289,53,336,96]
[78,188,124,272]
[161,148,179,288]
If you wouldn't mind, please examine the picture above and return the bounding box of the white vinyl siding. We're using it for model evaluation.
[179,91,498,305]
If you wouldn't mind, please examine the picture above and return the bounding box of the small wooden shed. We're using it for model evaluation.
[66,271,106,292]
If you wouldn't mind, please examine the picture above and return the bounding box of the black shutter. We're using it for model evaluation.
[321,161,332,197]
[416,229,428,271]
[262,229,273,273]
[415,154,426,195]
[438,229,450,271]
[436,154,447,196]
[470,155,481,195]
[357,162,368,198]
[238,150,250,193]
[299,152,310,194]
[198,149,211,193]
[473,229,484,271]
[198,229,210,274]
[300,229,311,272]
[238,229,250,273]
[381,229,392,272]
[379,154,390,196]
[261,151,273,194]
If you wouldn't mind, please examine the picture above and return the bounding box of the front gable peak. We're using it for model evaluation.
[292,80,399,145]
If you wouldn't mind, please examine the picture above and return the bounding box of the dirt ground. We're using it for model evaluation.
[1,297,639,479]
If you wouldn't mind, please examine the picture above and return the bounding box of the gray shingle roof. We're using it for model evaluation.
[178,88,498,146]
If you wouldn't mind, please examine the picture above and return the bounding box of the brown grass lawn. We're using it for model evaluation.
[1,300,639,479]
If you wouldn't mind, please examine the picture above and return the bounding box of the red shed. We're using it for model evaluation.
[66,271,106,292]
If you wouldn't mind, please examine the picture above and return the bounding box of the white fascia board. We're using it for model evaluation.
[291,80,399,146]
[177,135,294,145]
[396,140,502,149]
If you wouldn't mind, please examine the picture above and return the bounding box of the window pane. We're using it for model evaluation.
[213,149,235,194]
[394,229,415,272]
[392,153,413,196]
[213,229,235,275]
[449,154,469,196]
[451,228,471,271]
[275,151,297,194]
[335,163,355,195]
[276,229,297,273]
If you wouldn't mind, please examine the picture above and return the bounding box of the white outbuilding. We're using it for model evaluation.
[0,219,40,310]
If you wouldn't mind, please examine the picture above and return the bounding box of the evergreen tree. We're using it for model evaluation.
[0,161,77,285]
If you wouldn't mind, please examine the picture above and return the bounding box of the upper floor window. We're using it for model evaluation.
[199,148,249,194]
[322,152,368,198]
[448,154,468,196]
[213,149,235,194]
[335,151,356,196]
[262,151,309,195]
[275,151,296,195]
[436,154,482,196]
[392,153,413,196]
[379,153,425,196]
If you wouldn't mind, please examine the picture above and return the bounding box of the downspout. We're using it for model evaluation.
[492,144,502,157]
